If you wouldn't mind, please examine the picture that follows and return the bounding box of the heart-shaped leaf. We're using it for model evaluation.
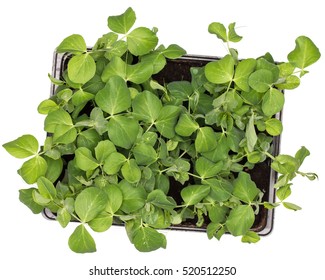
[107,7,136,34]
[95,76,131,115]
[288,36,321,71]
[74,187,108,223]
[205,55,235,84]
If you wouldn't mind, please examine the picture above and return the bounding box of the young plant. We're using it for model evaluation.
[3,7,320,253]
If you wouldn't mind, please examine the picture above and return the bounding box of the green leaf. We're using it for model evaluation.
[82,81,103,100]
[107,7,136,34]
[224,89,243,112]
[74,187,108,223]
[101,57,153,84]
[94,31,118,51]
[32,190,51,206]
[226,127,244,152]
[95,76,131,115]
[71,89,94,106]
[103,152,126,175]
[155,105,181,138]
[64,196,75,212]
[278,62,295,77]
[241,90,263,106]
[57,207,71,228]
[127,27,158,56]
[167,81,193,100]
[101,56,126,82]
[195,157,223,179]
[233,58,256,92]
[181,184,210,206]
[141,50,166,74]
[133,226,167,252]
[256,58,279,81]
[162,44,186,59]
[202,134,229,162]
[226,205,255,236]
[57,88,73,102]
[283,202,302,211]
[146,207,171,229]
[262,88,284,116]
[68,53,96,84]
[68,224,96,253]
[287,36,321,72]
[155,173,170,194]
[205,55,235,84]
[103,184,123,214]
[77,129,101,150]
[247,151,263,164]
[241,231,260,243]
[88,212,113,232]
[233,172,260,203]
[246,114,257,152]
[121,159,141,184]
[133,143,157,165]
[75,147,99,171]
[248,69,274,92]
[175,113,199,137]
[37,176,57,200]
[45,109,73,130]
[208,22,227,42]
[147,189,176,210]
[44,109,77,144]
[126,62,153,84]
[271,154,300,174]
[44,153,63,175]
[19,188,44,214]
[18,155,48,184]
[228,22,243,42]
[141,131,158,146]
[275,75,300,90]
[208,204,228,224]
[265,118,283,136]
[52,125,77,144]
[263,202,280,210]
[107,116,139,149]
[3,134,39,159]
[207,222,223,239]
[206,178,233,202]
[95,140,116,164]
[48,73,65,86]
[295,146,310,166]
[195,127,218,153]
[119,181,146,213]
[125,219,142,242]
[132,90,162,123]
[56,34,87,54]
[105,40,128,60]
[90,107,108,135]
[93,175,110,189]
[37,99,59,114]
[276,184,292,201]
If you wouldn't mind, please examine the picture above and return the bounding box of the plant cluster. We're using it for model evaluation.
[3,7,320,253]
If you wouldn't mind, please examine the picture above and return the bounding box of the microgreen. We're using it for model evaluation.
[2,8,320,253]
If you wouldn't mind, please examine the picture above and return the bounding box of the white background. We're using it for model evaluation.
[1,0,324,279]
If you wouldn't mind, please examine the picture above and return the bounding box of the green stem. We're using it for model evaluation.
[52,200,81,222]
[187,172,203,180]
[145,122,155,133]
[264,151,275,160]
[225,80,232,93]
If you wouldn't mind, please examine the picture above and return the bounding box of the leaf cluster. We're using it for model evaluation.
[2,8,320,253]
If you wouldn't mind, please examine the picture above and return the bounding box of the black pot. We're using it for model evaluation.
[44,52,281,236]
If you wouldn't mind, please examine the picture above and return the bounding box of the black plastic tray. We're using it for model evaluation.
[44,51,281,236]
